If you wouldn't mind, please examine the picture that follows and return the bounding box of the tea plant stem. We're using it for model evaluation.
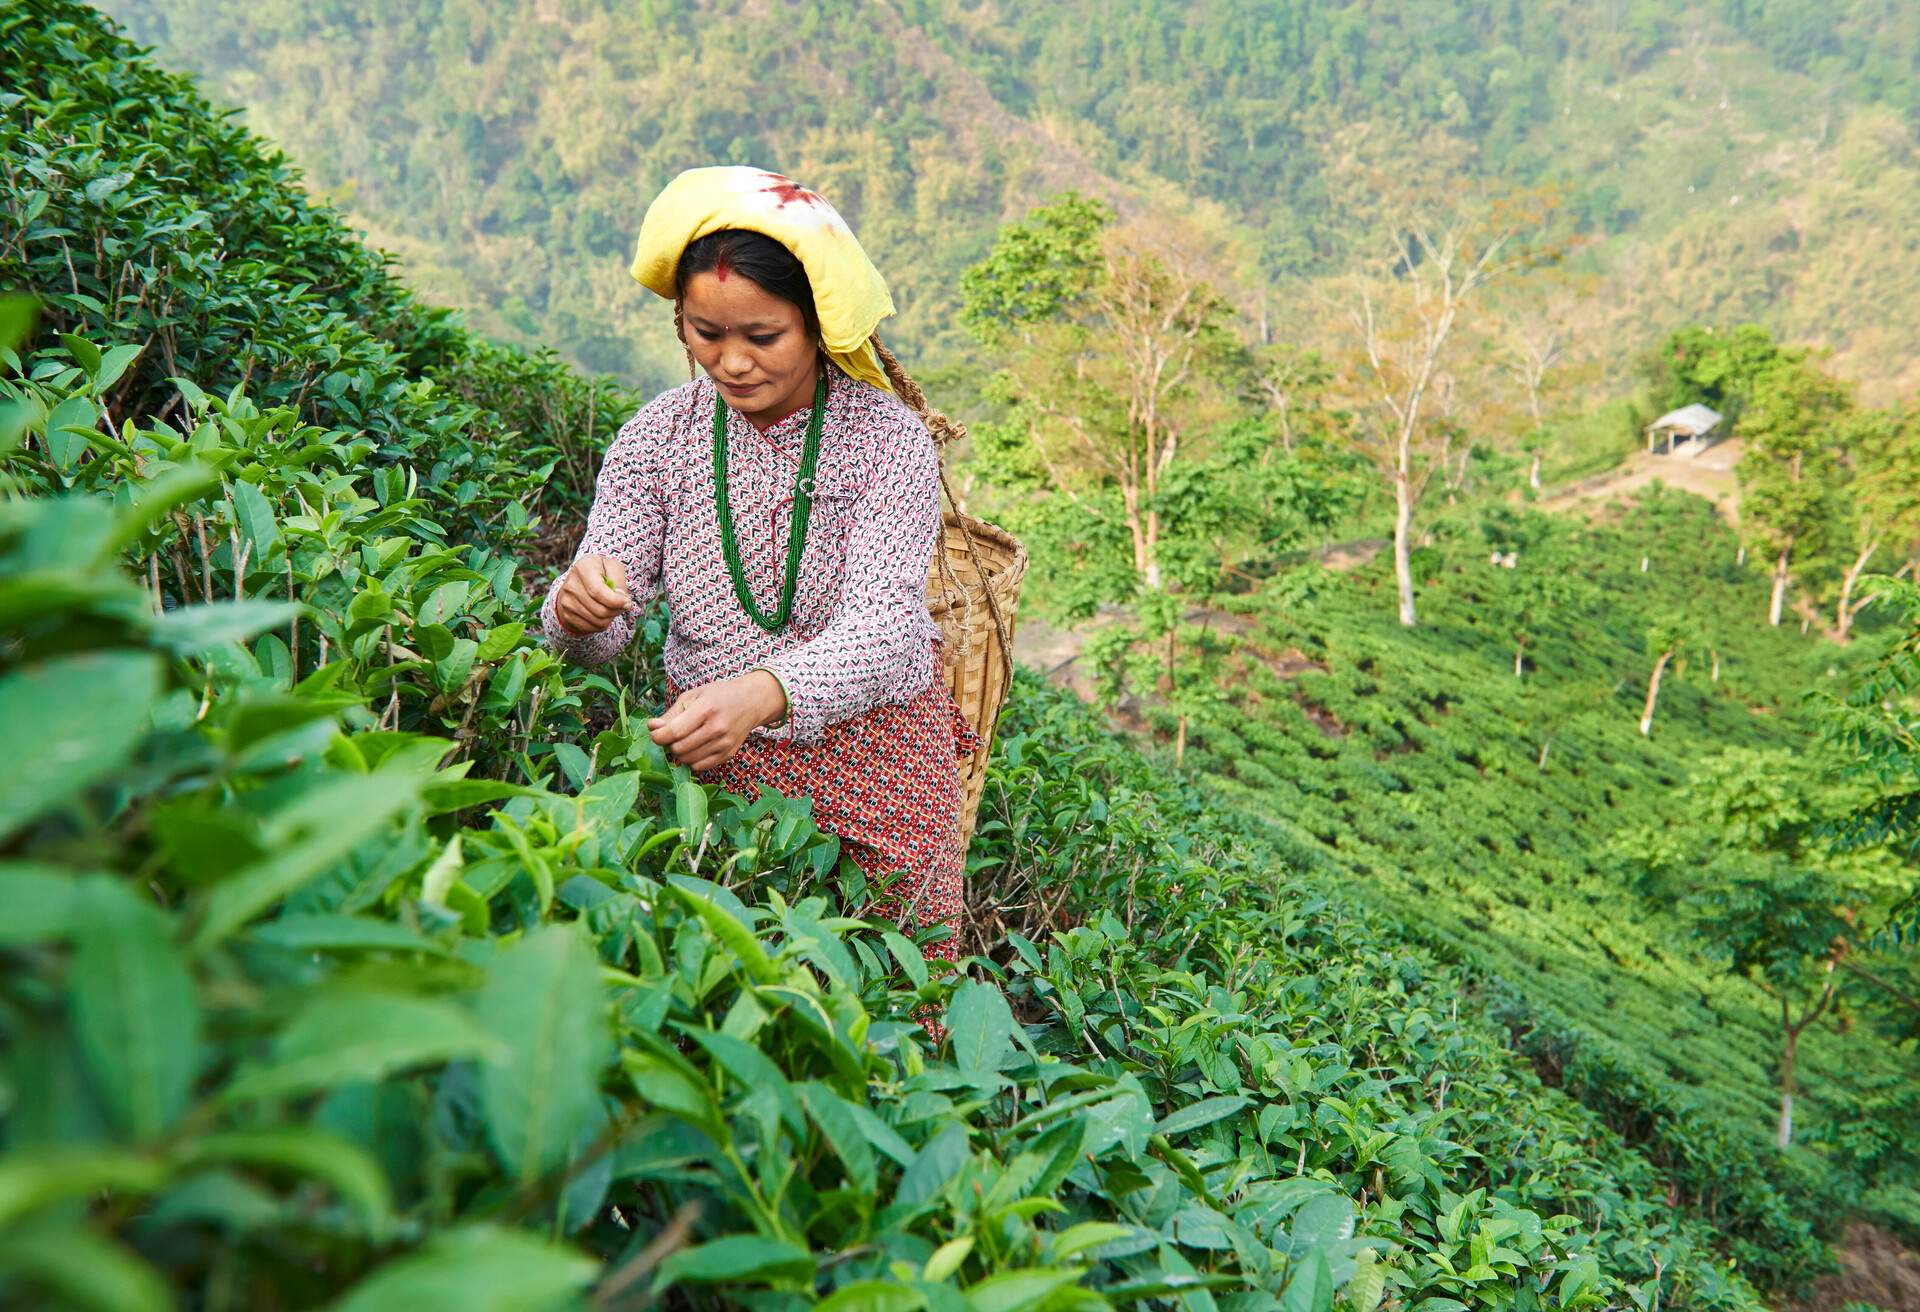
[523,684,546,755]
[193,510,212,601]
[1107,966,1133,1044]
[168,511,193,601]
[287,557,298,681]
[453,665,488,752]
[592,1201,700,1308]
[382,628,400,731]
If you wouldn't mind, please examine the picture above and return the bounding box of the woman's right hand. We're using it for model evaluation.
[553,553,638,636]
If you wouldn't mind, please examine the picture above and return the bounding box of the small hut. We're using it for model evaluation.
[1645,403,1723,455]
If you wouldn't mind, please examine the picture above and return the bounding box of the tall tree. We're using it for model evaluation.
[1507,317,1562,493]
[1832,404,1920,641]
[1815,574,1920,941]
[1638,614,1692,737]
[1738,357,1851,627]
[1490,272,1597,492]
[1317,139,1554,626]
[1251,342,1334,458]
[962,194,1238,592]
[1641,323,1786,426]
[1617,749,1894,1149]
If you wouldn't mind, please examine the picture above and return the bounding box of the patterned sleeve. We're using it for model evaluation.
[757,402,940,744]
[539,402,671,667]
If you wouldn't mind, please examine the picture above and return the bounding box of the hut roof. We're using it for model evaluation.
[1647,403,1723,437]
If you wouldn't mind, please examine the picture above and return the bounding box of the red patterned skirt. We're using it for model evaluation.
[667,639,982,963]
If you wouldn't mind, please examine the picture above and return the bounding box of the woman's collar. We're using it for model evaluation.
[753,358,843,441]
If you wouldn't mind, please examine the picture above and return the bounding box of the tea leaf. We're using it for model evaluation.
[0,863,80,943]
[183,1128,392,1236]
[815,1281,929,1312]
[895,1121,970,1211]
[1154,1095,1250,1139]
[331,1226,596,1311]
[0,1221,169,1312]
[225,989,502,1102]
[653,1235,814,1290]
[946,979,1017,1076]
[0,652,161,841]
[68,877,201,1141]
[0,1148,168,1228]
[477,925,611,1183]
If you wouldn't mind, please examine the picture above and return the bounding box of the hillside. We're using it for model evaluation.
[1174,491,1916,1238]
[0,3,1844,1308]
[99,0,1920,402]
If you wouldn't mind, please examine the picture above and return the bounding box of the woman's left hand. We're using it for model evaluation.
[648,670,788,773]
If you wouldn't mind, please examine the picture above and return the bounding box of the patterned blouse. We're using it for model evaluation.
[540,361,943,745]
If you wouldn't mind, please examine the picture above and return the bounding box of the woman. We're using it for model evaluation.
[542,165,979,966]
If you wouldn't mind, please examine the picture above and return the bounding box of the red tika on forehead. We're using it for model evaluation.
[759,172,826,209]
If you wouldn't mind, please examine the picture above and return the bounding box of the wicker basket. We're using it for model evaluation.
[861,336,1029,843]
[925,511,1028,839]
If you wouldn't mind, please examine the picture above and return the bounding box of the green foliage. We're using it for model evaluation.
[1619,748,1865,992]
[97,0,1920,400]
[993,488,1141,623]
[13,3,1920,1306]
[1635,326,1920,626]
[1155,418,1362,597]
[1814,575,1920,938]
[3,374,1764,1305]
[1641,325,1791,425]
[0,0,638,524]
[1739,357,1853,562]
[1146,485,1915,1287]
[959,193,1113,345]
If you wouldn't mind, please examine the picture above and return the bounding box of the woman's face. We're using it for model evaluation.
[680,270,819,428]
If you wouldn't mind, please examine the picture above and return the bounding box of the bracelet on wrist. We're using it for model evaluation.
[750,665,791,728]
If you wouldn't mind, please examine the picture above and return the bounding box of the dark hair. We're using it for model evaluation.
[675,229,819,338]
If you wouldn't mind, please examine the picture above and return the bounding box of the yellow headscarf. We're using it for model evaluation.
[631,165,896,392]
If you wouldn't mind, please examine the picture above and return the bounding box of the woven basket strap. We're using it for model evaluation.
[873,334,1017,700]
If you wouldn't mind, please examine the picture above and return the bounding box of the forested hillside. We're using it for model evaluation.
[102,0,1920,401]
[5,2,1919,1310]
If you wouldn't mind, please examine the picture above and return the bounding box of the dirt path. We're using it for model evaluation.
[1785,1223,1920,1312]
[1539,437,1745,527]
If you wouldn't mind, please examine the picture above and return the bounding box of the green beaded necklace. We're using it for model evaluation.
[712,368,826,632]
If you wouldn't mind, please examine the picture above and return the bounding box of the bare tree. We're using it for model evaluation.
[1102,221,1229,588]
[1639,617,1690,736]
[1328,212,1533,626]
[1253,342,1329,458]
[1506,318,1565,491]
[1833,405,1920,641]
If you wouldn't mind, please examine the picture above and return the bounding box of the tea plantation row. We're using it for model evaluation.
[1163,494,1916,1288]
